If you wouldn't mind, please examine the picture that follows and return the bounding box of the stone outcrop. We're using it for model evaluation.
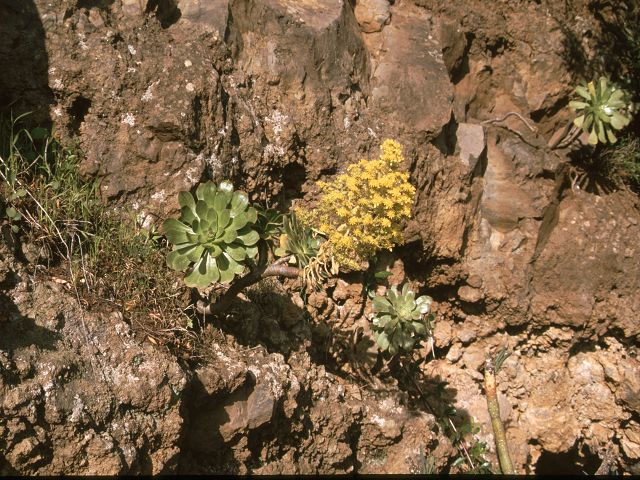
[0,252,187,474]
[0,0,638,475]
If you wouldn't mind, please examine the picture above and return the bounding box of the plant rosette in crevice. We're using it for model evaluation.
[274,213,322,267]
[371,283,434,356]
[570,77,633,145]
[162,181,260,288]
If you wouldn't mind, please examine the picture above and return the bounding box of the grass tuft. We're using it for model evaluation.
[0,112,196,359]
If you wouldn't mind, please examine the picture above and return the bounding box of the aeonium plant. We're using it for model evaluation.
[570,76,633,145]
[162,181,261,288]
[162,181,321,314]
[371,283,435,356]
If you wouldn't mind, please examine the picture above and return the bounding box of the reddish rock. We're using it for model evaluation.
[354,0,390,33]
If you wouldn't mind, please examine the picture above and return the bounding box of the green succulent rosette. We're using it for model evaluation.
[371,283,433,356]
[163,181,260,288]
[274,213,322,267]
[570,76,632,145]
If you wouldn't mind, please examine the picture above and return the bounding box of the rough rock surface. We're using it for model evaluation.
[0,249,187,474]
[1,0,639,475]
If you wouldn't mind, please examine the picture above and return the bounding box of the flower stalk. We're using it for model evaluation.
[484,358,515,474]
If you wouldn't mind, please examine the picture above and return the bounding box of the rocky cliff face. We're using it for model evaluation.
[1,0,638,474]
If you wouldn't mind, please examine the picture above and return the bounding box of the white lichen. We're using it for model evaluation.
[121,113,136,126]
[141,81,159,102]
[151,190,166,203]
[265,109,289,142]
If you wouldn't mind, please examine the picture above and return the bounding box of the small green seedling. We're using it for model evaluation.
[5,206,22,233]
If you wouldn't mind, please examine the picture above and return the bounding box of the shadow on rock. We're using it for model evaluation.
[199,280,309,358]
[0,265,60,351]
[0,0,53,123]
[0,293,61,352]
[553,1,640,100]
[179,371,246,474]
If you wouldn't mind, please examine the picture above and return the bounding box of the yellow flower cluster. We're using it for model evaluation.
[297,139,415,270]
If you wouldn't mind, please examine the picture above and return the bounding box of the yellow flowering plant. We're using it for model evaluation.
[163,140,416,314]
[297,139,415,271]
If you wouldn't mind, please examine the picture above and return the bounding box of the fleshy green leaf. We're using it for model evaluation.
[598,77,608,97]
[230,213,249,231]
[180,205,197,225]
[207,244,223,258]
[569,101,589,111]
[610,111,630,130]
[224,253,245,275]
[205,253,221,284]
[582,113,594,132]
[610,89,624,102]
[183,256,208,288]
[178,191,196,211]
[597,121,606,143]
[166,249,191,271]
[376,331,390,351]
[236,227,260,246]
[217,255,235,284]
[387,286,398,301]
[405,289,415,304]
[185,244,205,262]
[222,228,238,244]
[196,200,209,220]
[402,335,415,351]
[215,182,234,210]
[245,245,259,259]
[195,182,207,201]
[230,191,249,215]
[373,296,392,313]
[597,109,612,124]
[575,85,590,100]
[374,270,392,279]
[216,210,231,236]
[201,183,218,205]
[245,206,258,225]
[413,321,427,336]
[226,243,247,262]
[163,219,194,245]
[219,181,234,194]
[376,314,391,329]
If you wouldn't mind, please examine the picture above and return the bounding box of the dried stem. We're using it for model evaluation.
[484,358,515,474]
[195,242,300,315]
[482,111,537,132]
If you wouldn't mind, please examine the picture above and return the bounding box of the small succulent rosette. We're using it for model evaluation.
[371,283,434,356]
[570,77,632,145]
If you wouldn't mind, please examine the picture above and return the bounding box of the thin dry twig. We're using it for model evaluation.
[482,111,537,133]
